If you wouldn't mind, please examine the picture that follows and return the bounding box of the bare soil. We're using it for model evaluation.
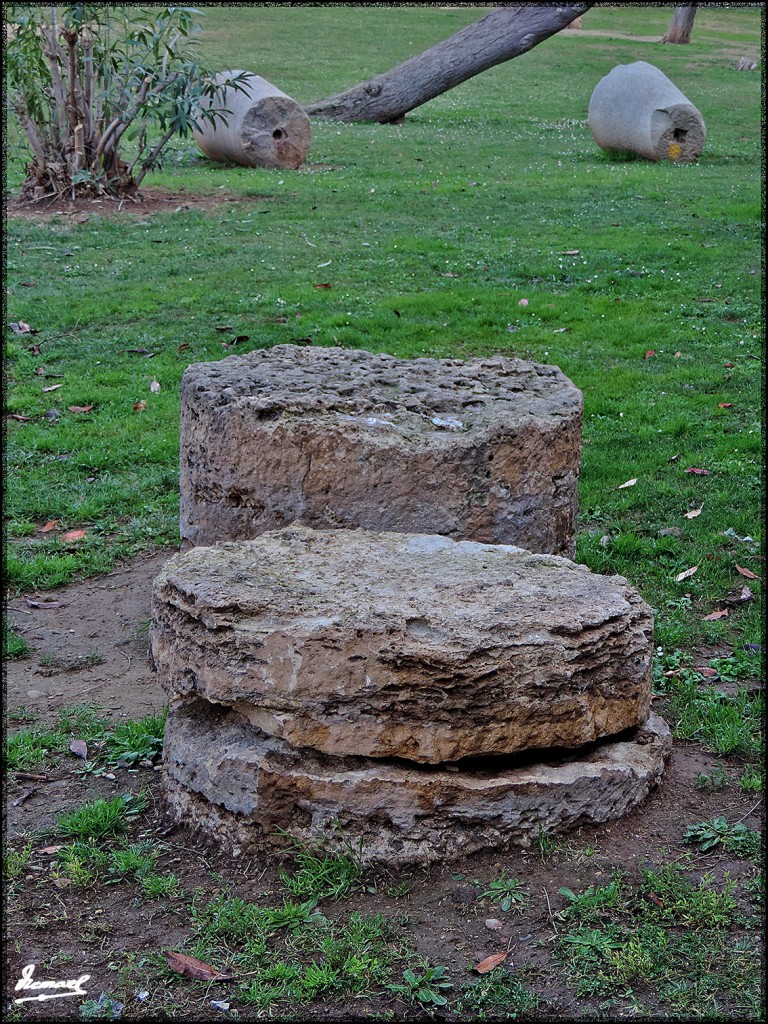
[4,553,763,1020]
[4,187,273,221]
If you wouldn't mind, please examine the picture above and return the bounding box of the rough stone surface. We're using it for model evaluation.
[588,61,705,162]
[162,698,672,865]
[151,527,653,763]
[179,345,583,557]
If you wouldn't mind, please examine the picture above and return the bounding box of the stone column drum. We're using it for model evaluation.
[152,526,671,865]
[588,61,706,162]
[179,345,583,557]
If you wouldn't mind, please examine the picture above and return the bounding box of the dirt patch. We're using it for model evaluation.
[5,550,172,726]
[4,187,274,221]
[4,554,763,1020]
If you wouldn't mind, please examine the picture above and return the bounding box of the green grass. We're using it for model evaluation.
[3,705,168,774]
[277,825,365,901]
[3,624,31,660]
[554,862,760,1012]
[4,5,761,663]
[55,792,147,840]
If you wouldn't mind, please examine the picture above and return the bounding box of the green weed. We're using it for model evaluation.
[276,825,364,900]
[5,842,34,882]
[140,872,182,899]
[3,623,30,660]
[683,817,762,859]
[458,971,540,1019]
[108,841,159,879]
[387,964,452,1008]
[4,727,65,770]
[477,873,529,912]
[558,875,626,925]
[105,709,167,765]
[738,765,763,793]
[55,792,147,840]
[639,863,740,927]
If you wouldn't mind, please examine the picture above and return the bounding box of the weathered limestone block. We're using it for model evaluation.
[179,345,583,557]
[193,72,311,170]
[588,61,705,162]
[151,527,653,763]
[162,698,672,865]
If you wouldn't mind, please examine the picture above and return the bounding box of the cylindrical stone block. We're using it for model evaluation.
[151,526,654,763]
[193,71,311,169]
[588,61,706,162]
[179,345,583,557]
[162,698,672,865]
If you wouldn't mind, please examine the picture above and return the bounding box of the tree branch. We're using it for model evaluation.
[305,3,595,123]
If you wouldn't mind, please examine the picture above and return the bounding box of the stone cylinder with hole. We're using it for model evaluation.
[193,71,311,170]
[588,61,705,162]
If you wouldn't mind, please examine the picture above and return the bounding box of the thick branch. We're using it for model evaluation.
[305,3,594,123]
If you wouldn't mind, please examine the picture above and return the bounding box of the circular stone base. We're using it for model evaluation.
[162,699,672,865]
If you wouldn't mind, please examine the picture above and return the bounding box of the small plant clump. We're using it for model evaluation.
[477,873,530,912]
[684,817,762,858]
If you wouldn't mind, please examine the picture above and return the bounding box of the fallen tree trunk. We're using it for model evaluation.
[304,4,594,123]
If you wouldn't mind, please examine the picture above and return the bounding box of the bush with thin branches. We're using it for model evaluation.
[6,4,244,199]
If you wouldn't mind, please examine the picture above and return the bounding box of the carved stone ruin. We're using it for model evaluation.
[153,526,671,864]
[179,345,583,557]
[193,71,311,170]
[588,61,706,162]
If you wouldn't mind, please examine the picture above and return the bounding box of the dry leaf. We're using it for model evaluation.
[684,507,703,519]
[644,349,655,358]
[675,565,699,583]
[12,790,36,807]
[702,608,729,621]
[150,380,161,393]
[38,845,63,855]
[214,325,233,332]
[53,876,71,889]
[599,535,611,548]
[694,667,718,677]
[484,919,504,931]
[618,478,637,489]
[178,343,190,352]
[674,351,683,358]
[718,403,733,409]
[40,520,60,533]
[725,586,754,606]
[133,401,147,412]
[561,249,580,255]
[42,384,63,393]
[473,951,509,974]
[518,298,529,307]
[10,414,33,422]
[735,565,760,580]
[68,405,94,413]
[165,951,232,982]
[63,529,87,542]
[313,282,332,289]
[685,467,710,476]
[69,739,88,760]
[646,892,665,909]
[26,598,67,609]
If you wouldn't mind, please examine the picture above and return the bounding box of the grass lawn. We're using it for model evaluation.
[3,5,764,1020]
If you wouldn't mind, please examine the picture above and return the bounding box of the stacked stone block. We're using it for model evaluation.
[152,345,670,864]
